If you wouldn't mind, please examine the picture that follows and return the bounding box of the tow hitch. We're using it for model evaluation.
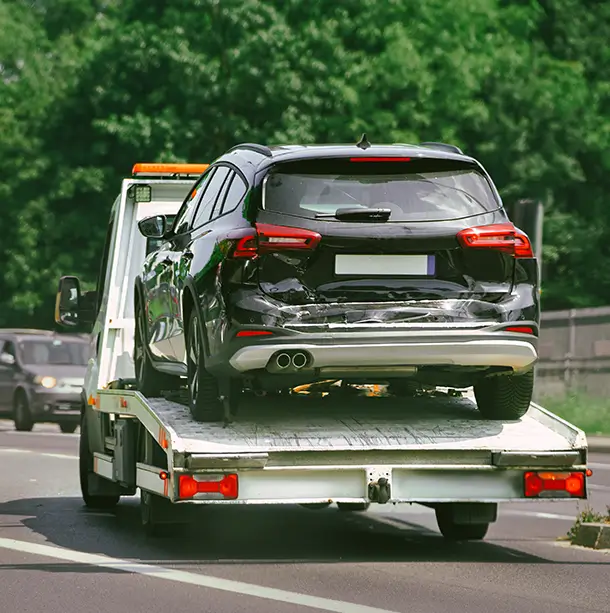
[368,477,391,504]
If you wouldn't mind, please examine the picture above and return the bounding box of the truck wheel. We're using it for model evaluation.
[300,503,332,510]
[436,509,489,541]
[186,310,225,422]
[473,370,534,420]
[79,415,120,509]
[13,391,34,432]
[134,305,180,397]
[337,502,371,512]
[59,423,78,434]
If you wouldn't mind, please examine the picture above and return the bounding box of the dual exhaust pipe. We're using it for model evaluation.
[268,350,311,373]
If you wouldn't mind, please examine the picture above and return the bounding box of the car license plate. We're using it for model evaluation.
[56,403,74,411]
[334,254,435,276]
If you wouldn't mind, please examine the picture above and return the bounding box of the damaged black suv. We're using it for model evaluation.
[134,139,539,422]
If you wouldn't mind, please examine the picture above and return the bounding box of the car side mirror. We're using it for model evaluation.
[0,352,15,366]
[138,215,168,239]
[55,276,82,328]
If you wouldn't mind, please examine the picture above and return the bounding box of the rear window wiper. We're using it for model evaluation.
[314,208,391,222]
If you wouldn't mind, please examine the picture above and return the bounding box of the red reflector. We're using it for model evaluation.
[586,468,593,477]
[179,474,238,499]
[505,326,534,334]
[456,223,533,258]
[236,330,273,338]
[350,157,412,162]
[524,471,585,498]
[233,224,321,258]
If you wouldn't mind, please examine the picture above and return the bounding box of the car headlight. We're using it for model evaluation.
[34,376,57,389]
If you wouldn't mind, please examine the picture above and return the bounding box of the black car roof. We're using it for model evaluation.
[220,141,478,174]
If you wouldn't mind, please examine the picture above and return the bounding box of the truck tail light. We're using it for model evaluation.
[457,223,533,258]
[179,474,238,499]
[232,224,321,258]
[524,471,585,498]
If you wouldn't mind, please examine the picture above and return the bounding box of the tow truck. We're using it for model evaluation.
[54,162,590,537]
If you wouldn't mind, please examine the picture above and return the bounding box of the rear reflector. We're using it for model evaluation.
[505,326,534,334]
[350,157,412,162]
[179,474,238,499]
[457,223,534,258]
[236,330,273,338]
[233,224,321,258]
[524,471,585,498]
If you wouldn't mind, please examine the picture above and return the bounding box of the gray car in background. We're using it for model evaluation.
[0,329,89,433]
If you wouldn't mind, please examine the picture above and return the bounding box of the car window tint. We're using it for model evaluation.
[192,166,231,228]
[3,341,16,357]
[173,169,216,235]
[219,172,248,216]
[210,171,235,220]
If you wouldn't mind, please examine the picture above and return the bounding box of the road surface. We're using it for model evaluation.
[0,420,608,613]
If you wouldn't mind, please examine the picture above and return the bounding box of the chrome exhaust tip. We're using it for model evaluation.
[275,352,291,370]
[292,352,308,369]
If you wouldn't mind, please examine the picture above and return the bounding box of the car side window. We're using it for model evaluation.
[173,169,216,235]
[3,341,16,358]
[192,166,231,229]
[218,172,248,216]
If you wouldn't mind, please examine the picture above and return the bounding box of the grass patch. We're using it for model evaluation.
[567,505,610,541]
[536,392,610,435]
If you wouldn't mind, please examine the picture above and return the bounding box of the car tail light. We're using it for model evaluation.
[179,474,238,499]
[505,326,534,334]
[524,471,585,498]
[456,223,533,258]
[232,224,321,258]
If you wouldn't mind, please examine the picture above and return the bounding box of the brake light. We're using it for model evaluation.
[236,330,273,338]
[505,326,534,334]
[350,157,412,162]
[524,471,585,498]
[233,224,321,258]
[179,474,238,499]
[456,223,533,258]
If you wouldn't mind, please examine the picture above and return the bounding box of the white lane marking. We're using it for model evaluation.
[0,430,79,438]
[588,484,610,492]
[0,448,77,460]
[0,538,400,613]
[502,510,576,521]
[588,462,610,471]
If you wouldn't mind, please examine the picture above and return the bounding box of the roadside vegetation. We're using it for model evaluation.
[567,506,610,541]
[539,393,610,435]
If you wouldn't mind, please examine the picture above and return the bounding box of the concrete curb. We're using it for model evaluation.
[587,436,610,454]
[571,522,610,549]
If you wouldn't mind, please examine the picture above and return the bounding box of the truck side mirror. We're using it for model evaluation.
[55,276,82,328]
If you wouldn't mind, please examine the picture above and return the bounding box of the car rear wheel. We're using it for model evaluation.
[186,310,226,422]
[134,304,180,397]
[474,369,534,420]
[13,391,34,432]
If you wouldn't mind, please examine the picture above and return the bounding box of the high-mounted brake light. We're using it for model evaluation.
[233,224,321,258]
[524,471,585,498]
[350,157,412,162]
[179,474,238,499]
[132,163,209,176]
[456,223,533,258]
[505,326,534,334]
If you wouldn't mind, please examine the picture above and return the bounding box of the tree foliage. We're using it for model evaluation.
[1,0,609,327]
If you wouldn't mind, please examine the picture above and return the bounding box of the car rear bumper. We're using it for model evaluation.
[225,330,538,374]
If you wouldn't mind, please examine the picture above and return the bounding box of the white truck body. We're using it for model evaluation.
[70,168,589,533]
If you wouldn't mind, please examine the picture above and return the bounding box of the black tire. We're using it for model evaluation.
[337,502,371,512]
[79,414,120,509]
[59,423,78,434]
[300,502,332,510]
[435,507,489,541]
[134,304,180,397]
[140,489,180,536]
[186,310,225,422]
[13,391,34,432]
[473,370,534,420]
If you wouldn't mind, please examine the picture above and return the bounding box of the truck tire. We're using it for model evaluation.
[435,503,495,541]
[134,305,180,397]
[79,414,120,509]
[59,423,78,434]
[337,502,371,512]
[186,310,224,422]
[473,370,534,420]
[13,391,34,432]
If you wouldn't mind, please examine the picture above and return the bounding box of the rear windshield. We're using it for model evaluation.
[263,160,500,222]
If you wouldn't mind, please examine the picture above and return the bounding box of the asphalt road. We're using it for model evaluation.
[0,420,609,613]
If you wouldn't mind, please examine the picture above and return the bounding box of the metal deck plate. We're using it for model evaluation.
[146,392,577,454]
